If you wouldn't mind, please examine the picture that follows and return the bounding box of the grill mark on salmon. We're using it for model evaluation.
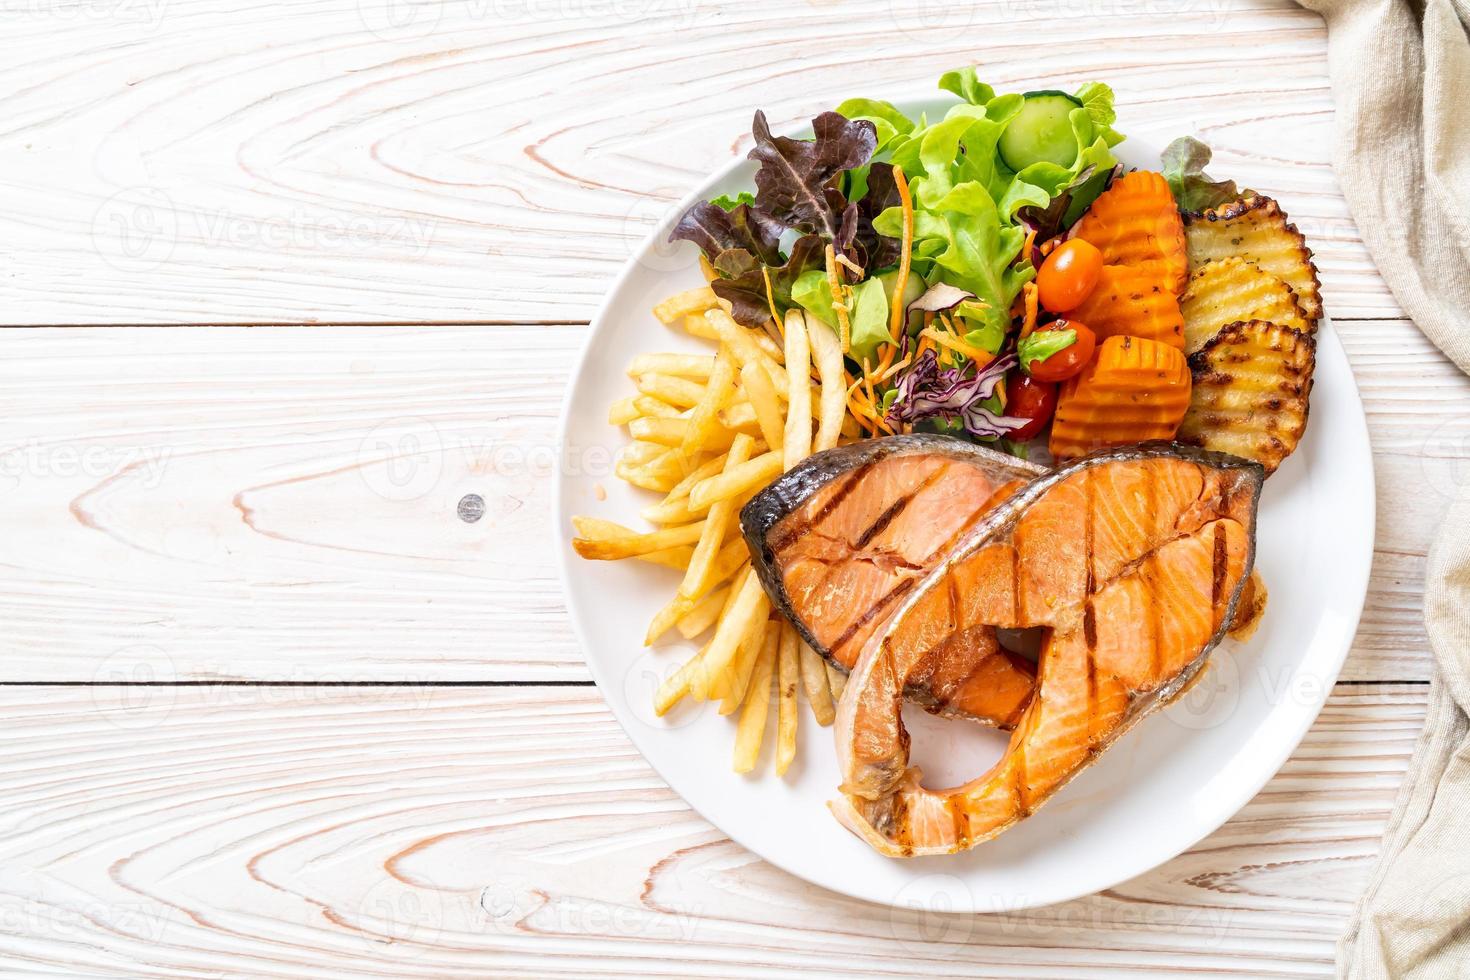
[767,462,872,554]
[853,464,949,551]
[829,442,1264,857]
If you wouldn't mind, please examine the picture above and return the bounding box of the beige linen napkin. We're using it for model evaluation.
[1293,0,1470,975]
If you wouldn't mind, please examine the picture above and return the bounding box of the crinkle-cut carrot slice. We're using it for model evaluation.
[1072,171,1188,296]
[1067,265,1185,349]
[1048,335,1192,459]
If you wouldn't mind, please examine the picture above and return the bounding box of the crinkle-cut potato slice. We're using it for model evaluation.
[1179,256,1312,354]
[1177,319,1316,475]
[1183,196,1322,323]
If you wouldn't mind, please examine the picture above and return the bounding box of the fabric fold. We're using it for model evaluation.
[1294,0,1470,976]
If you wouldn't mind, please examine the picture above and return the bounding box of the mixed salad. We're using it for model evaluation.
[670,67,1237,459]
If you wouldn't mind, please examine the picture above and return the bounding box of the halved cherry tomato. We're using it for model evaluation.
[1036,238,1103,312]
[1026,319,1097,383]
[1003,372,1058,442]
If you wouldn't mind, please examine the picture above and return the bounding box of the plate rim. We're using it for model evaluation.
[552,94,1377,911]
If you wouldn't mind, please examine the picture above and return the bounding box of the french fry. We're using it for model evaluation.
[572,520,707,560]
[688,450,783,511]
[636,373,706,408]
[616,449,690,492]
[690,571,768,702]
[717,611,774,709]
[640,546,694,571]
[681,347,739,456]
[807,313,846,452]
[748,323,785,364]
[571,517,695,571]
[708,310,789,398]
[776,623,798,775]
[826,661,847,700]
[663,453,727,501]
[630,416,738,450]
[740,361,786,458]
[628,352,716,379]
[640,496,702,526]
[619,440,667,467]
[634,395,681,419]
[676,584,730,639]
[679,434,755,603]
[645,538,749,644]
[608,397,641,426]
[715,403,765,435]
[683,312,719,341]
[782,309,813,469]
[797,636,835,726]
[654,286,718,324]
[654,642,708,716]
[733,628,777,774]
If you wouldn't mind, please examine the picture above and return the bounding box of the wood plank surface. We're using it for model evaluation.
[0,0,1454,972]
[0,319,1458,682]
[0,684,1424,979]
[0,0,1394,325]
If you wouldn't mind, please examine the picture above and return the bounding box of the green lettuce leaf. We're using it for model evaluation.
[938,67,995,106]
[791,273,893,364]
[790,269,836,327]
[710,191,756,211]
[1018,327,1077,371]
[877,180,1033,338]
[1073,82,1124,148]
[847,277,893,362]
[1161,136,1241,213]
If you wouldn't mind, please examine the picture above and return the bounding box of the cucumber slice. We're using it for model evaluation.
[998,91,1084,171]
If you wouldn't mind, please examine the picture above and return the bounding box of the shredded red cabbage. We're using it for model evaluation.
[885,350,1030,439]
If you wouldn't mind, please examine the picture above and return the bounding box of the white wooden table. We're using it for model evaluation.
[0,0,1460,975]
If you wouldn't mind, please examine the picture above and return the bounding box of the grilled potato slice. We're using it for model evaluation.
[1177,319,1315,475]
[1180,256,1313,354]
[1183,197,1322,324]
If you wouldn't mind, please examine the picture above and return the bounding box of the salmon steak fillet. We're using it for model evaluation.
[830,442,1263,857]
[742,435,1047,730]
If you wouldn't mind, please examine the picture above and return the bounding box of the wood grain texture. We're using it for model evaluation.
[0,684,1424,978]
[0,320,1459,682]
[0,0,1395,324]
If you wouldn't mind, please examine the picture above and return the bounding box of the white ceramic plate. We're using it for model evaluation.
[554,97,1375,912]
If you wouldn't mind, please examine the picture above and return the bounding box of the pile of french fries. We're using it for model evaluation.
[571,286,856,775]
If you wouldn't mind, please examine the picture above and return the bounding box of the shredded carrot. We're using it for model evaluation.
[922,326,993,366]
[836,253,864,279]
[761,266,780,327]
[889,166,914,344]
[1022,227,1037,267]
[824,245,852,353]
[1019,282,1040,339]
[875,352,913,385]
[861,357,878,419]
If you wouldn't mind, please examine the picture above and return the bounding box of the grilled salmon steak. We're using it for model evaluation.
[742,436,1048,730]
[831,443,1263,857]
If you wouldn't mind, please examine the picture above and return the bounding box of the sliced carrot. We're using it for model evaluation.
[1068,265,1185,349]
[1048,335,1192,459]
[1072,171,1188,295]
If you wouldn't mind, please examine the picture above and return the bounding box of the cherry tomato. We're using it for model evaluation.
[1026,319,1097,384]
[1036,239,1103,312]
[1003,372,1058,442]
